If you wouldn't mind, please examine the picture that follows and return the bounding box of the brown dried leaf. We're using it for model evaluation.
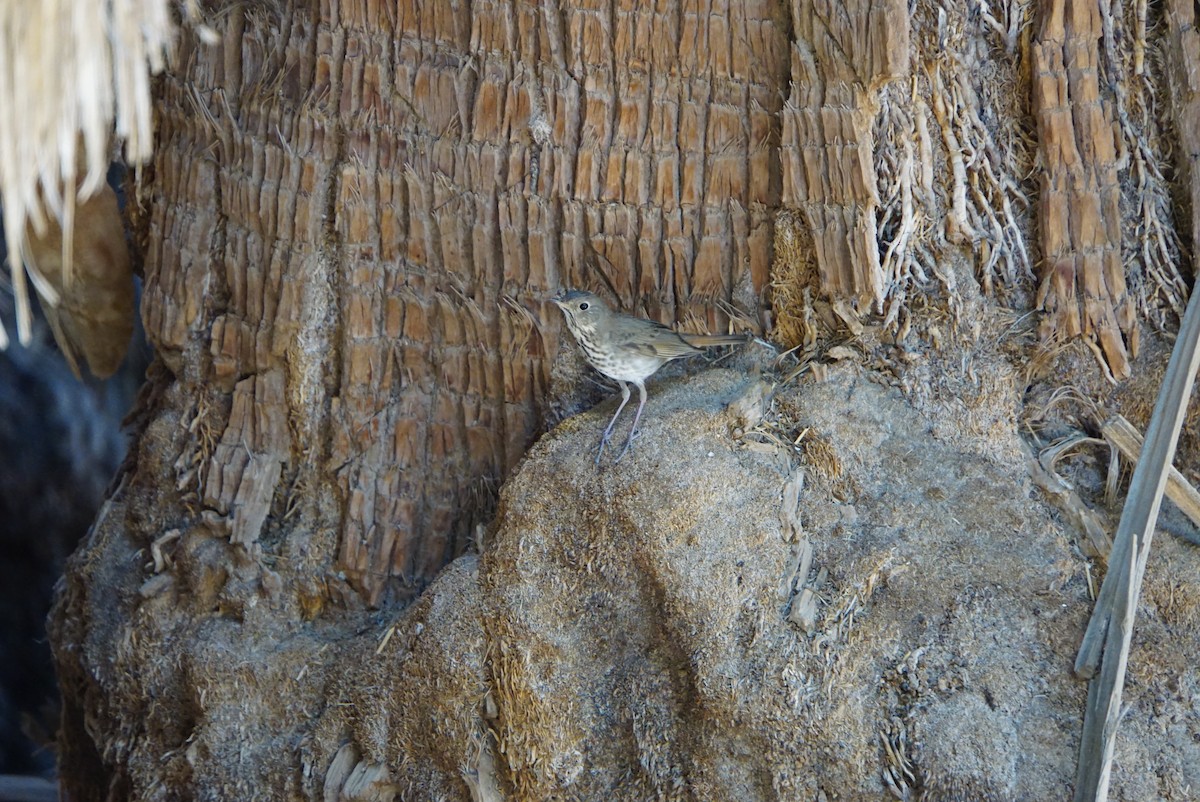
[25,183,134,379]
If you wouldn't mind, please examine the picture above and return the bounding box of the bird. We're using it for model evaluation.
[552,289,748,462]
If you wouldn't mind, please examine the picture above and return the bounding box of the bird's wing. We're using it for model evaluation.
[680,332,750,347]
[617,319,702,358]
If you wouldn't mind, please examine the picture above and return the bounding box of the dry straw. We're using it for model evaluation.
[0,0,177,348]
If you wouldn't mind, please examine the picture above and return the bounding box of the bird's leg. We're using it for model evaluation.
[597,381,631,464]
[614,381,648,462]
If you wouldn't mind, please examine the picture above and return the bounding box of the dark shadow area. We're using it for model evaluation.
[0,167,149,777]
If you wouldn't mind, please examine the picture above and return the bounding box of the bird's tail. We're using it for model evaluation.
[680,332,752,348]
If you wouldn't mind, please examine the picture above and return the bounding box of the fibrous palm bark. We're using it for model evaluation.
[129,0,790,605]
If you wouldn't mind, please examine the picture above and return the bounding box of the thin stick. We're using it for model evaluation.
[1073,262,1200,800]
[1100,414,1200,528]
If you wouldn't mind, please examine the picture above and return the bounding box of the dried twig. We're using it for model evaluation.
[1029,441,1113,560]
[1100,414,1200,528]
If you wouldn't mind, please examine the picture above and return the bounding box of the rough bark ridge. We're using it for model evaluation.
[780,0,909,310]
[137,0,786,605]
[1032,0,1135,378]
[1165,0,1200,254]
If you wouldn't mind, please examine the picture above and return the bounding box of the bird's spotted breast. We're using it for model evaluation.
[558,301,699,383]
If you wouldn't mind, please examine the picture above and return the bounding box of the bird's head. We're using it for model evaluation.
[552,289,610,334]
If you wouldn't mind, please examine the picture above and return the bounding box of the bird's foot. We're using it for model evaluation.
[595,432,612,465]
[613,428,639,462]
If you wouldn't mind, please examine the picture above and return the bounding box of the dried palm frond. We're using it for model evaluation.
[0,0,180,351]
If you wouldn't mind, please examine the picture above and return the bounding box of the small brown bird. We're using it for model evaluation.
[552,289,747,462]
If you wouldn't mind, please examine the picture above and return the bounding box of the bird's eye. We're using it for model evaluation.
[578,302,589,311]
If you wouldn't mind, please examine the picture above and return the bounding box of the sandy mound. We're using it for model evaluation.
[52,363,1200,799]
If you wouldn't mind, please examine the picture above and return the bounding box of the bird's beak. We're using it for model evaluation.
[550,291,567,308]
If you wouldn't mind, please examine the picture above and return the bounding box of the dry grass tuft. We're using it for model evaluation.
[798,432,843,482]
[769,209,820,350]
